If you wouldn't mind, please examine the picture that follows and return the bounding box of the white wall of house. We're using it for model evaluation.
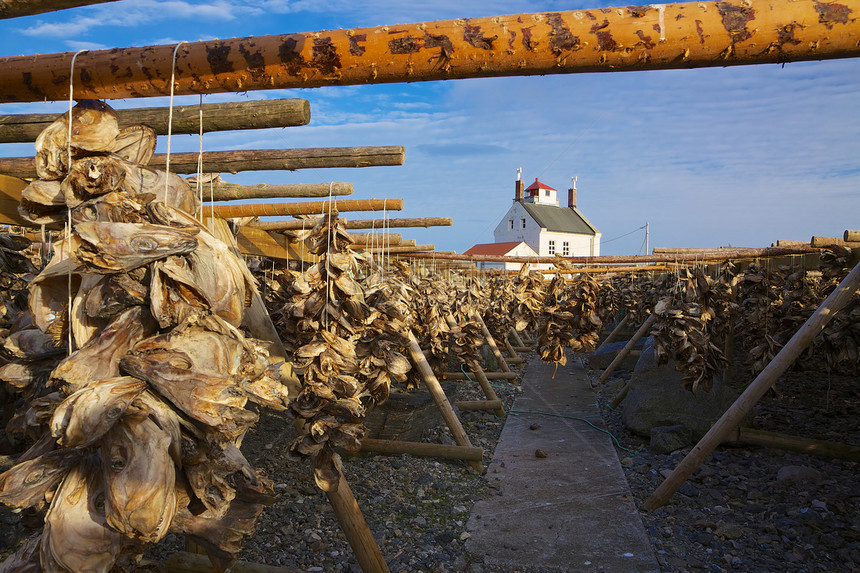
[493,202,542,253]
[540,231,602,257]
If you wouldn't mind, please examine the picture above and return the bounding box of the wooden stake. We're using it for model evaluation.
[596,315,630,350]
[212,198,403,219]
[726,427,860,463]
[3,0,859,102]
[455,399,505,412]
[509,329,527,350]
[0,98,309,143]
[250,217,452,231]
[406,330,483,471]
[325,473,391,573]
[644,260,860,510]
[597,315,656,383]
[0,146,405,179]
[474,313,512,373]
[360,438,483,462]
[445,315,506,417]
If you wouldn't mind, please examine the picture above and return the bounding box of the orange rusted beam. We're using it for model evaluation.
[211,198,403,219]
[0,0,118,19]
[1,0,858,102]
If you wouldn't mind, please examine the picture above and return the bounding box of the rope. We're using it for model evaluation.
[196,93,204,221]
[164,41,188,205]
[65,49,87,356]
[324,183,334,330]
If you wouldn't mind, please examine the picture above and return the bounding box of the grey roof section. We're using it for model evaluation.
[521,202,599,235]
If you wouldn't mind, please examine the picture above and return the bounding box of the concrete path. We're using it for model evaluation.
[465,353,659,572]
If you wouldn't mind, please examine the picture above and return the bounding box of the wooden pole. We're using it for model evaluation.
[444,315,505,417]
[3,0,859,103]
[397,246,819,265]
[454,399,505,412]
[445,371,518,381]
[325,473,391,573]
[362,244,434,253]
[251,217,452,231]
[502,338,525,367]
[811,235,860,248]
[0,146,406,179]
[596,315,630,350]
[845,230,860,242]
[211,198,403,219]
[206,181,352,201]
[0,98,309,143]
[0,0,117,18]
[406,330,483,471]
[509,329,527,350]
[726,427,860,462]
[597,314,656,383]
[644,260,860,510]
[360,438,483,462]
[474,313,512,373]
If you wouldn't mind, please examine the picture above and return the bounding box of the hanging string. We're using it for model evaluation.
[65,49,87,356]
[196,93,204,221]
[323,193,334,331]
[164,41,188,205]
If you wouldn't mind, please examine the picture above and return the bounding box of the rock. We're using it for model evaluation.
[586,339,644,371]
[621,337,748,439]
[649,424,693,454]
[776,465,823,484]
[435,531,455,545]
[715,523,744,540]
[535,448,548,458]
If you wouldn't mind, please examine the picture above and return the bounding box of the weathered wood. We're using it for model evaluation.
[444,314,505,417]
[811,235,860,248]
[503,337,522,363]
[3,0,859,103]
[165,551,300,573]
[0,173,27,226]
[363,244,434,253]
[205,181,352,201]
[598,315,656,383]
[406,330,482,471]
[475,313,512,373]
[325,473,391,573]
[250,217,452,231]
[773,240,810,247]
[0,146,406,179]
[233,225,307,262]
[360,438,483,461]
[597,315,630,350]
[445,371,519,381]
[0,0,117,18]
[845,230,860,242]
[212,198,403,219]
[645,260,860,510]
[400,246,819,265]
[726,427,860,462]
[346,233,404,246]
[454,399,505,412]
[0,99,310,143]
[509,329,527,350]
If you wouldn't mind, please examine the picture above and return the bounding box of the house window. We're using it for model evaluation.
[562,241,569,256]
[521,218,527,229]
[548,240,555,255]
[545,190,550,197]
[509,219,514,230]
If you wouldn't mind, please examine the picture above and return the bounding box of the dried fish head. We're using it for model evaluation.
[61,155,128,207]
[75,221,199,273]
[106,125,157,164]
[0,448,81,510]
[35,100,120,180]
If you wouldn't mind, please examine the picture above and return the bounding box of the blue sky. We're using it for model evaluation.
[1,0,858,255]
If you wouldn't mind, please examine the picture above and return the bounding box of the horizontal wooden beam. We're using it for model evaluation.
[0,146,406,179]
[341,233,403,246]
[0,99,310,143]
[811,235,860,248]
[212,198,403,219]
[362,244,434,253]
[249,217,451,231]
[359,438,483,462]
[1,0,857,103]
[203,181,352,201]
[727,427,860,462]
[0,0,118,19]
[846,230,860,242]
[397,245,819,265]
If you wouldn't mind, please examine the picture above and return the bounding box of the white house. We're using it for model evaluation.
[462,241,539,270]
[466,173,601,270]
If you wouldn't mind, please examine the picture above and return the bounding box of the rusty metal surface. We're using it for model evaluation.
[0,0,857,102]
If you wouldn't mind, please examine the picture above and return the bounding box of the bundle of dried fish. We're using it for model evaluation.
[511,264,546,333]
[535,274,602,366]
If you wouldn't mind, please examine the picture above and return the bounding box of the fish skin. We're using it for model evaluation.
[0,448,80,510]
[75,221,199,273]
[0,533,42,573]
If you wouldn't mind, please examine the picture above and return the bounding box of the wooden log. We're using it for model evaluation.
[399,245,819,265]
[0,0,117,18]
[212,198,403,219]
[325,473,391,573]
[205,181,352,201]
[165,551,300,573]
[597,314,656,383]
[346,233,403,246]
[233,225,307,262]
[774,240,810,247]
[0,146,406,179]
[811,235,860,248]
[509,329,527,350]
[0,98,309,143]
[596,315,629,350]
[444,315,505,417]
[644,260,860,510]
[454,399,505,412]
[726,427,860,462]
[0,173,27,226]
[362,244,434,253]
[406,330,482,471]
[845,230,860,242]
[475,313,512,373]
[503,337,522,362]
[445,371,518,381]
[251,217,452,231]
[3,0,859,103]
[360,438,483,461]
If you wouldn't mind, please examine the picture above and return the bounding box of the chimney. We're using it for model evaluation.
[514,168,524,202]
[567,176,577,208]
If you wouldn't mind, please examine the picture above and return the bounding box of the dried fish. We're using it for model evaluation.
[75,221,199,273]
[0,448,80,510]
[35,100,120,180]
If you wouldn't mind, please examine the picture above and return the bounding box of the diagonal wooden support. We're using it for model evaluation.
[597,314,657,384]
[596,315,630,350]
[473,313,511,373]
[445,315,506,418]
[407,330,484,472]
[645,260,860,510]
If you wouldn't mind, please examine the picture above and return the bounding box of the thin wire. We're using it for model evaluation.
[509,408,635,455]
[537,109,609,178]
[602,224,647,245]
[164,41,188,205]
[66,49,87,356]
[197,93,204,221]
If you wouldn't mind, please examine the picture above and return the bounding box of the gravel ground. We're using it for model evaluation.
[2,350,858,573]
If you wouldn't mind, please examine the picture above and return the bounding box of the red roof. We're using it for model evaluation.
[463,242,524,256]
[525,178,556,192]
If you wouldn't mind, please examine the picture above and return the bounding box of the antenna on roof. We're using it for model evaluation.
[571,175,577,190]
[516,167,522,181]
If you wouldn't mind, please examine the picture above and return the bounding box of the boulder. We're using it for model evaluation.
[586,339,645,371]
[621,337,747,440]
[650,424,693,454]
